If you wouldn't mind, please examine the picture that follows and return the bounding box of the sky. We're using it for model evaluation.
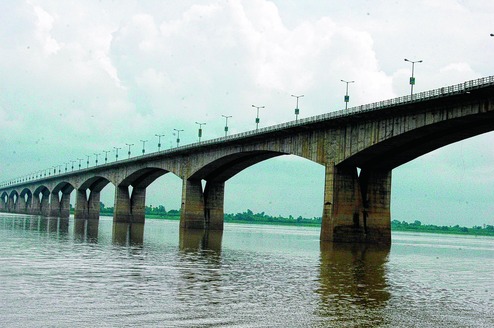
[1,0,494,227]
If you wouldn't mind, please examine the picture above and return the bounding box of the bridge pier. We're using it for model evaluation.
[204,181,225,230]
[75,189,100,220]
[180,179,205,229]
[113,186,146,223]
[321,164,391,244]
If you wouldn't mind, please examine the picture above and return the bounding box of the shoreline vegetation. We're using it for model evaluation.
[87,203,494,237]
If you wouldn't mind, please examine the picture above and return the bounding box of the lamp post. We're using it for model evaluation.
[94,153,100,166]
[77,158,83,170]
[140,140,148,155]
[174,129,184,147]
[86,155,90,168]
[113,147,121,161]
[64,162,69,172]
[71,160,76,171]
[126,143,134,159]
[252,104,265,131]
[155,134,165,151]
[103,150,110,164]
[222,115,232,137]
[404,58,422,99]
[291,94,304,122]
[341,80,354,110]
[195,122,206,142]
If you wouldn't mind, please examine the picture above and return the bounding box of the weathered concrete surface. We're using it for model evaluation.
[2,77,494,244]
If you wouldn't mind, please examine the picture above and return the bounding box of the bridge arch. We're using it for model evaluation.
[33,185,51,216]
[114,167,173,225]
[182,150,325,231]
[75,176,113,221]
[50,182,75,218]
[1,191,8,211]
[19,188,33,214]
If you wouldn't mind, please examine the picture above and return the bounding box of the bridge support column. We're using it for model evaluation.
[204,181,225,230]
[321,163,391,244]
[180,179,205,229]
[18,196,27,214]
[7,196,15,212]
[75,189,100,220]
[74,189,88,220]
[113,186,146,223]
[31,194,41,215]
[40,193,50,216]
[114,186,131,223]
[59,192,71,218]
[49,192,61,217]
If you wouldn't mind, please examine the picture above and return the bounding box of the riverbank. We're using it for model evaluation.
[95,207,494,237]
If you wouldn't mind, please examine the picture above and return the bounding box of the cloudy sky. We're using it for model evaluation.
[1,0,494,226]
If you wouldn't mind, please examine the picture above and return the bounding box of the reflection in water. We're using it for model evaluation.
[1,215,69,239]
[74,219,99,243]
[112,222,144,246]
[179,228,223,253]
[176,228,224,312]
[317,242,391,326]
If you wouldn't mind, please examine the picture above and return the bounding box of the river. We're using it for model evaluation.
[0,213,492,327]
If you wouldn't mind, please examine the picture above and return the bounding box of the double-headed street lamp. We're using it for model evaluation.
[222,115,232,137]
[126,143,134,159]
[103,150,110,164]
[174,129,184,147]
[404,58,422,99]
[291,94,304,122]
[113,147,121,161]
[155,134,165,151]
[195,122,206,142]
[252,104,265,131]
[341,80,354,110]
[140,140,148,155]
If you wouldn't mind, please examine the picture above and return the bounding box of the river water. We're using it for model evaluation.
[0,213,492,327]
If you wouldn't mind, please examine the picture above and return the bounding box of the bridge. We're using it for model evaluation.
[1,76,494,244]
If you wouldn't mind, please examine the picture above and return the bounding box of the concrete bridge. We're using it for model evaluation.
[2,76,494,244]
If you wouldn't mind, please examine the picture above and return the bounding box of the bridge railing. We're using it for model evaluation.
[2,76,494,188]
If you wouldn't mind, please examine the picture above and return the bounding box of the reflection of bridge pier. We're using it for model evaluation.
[316,242,390,323]
[74,218,99,242]
[2,76,494,244]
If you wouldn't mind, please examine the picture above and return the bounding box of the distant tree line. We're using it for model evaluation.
[391,220,494,236]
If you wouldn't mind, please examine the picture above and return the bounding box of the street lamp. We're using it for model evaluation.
[103,150,110,164]
[140,140,148,155]
[71,160,76,171]
[174,129,184,147]
[126,143,134,159]
[404,58,422,99]
[86,155,90,168]
[77,158,83,170]
[155,134,165,151]
[222,115,232,137]
[291,94,304,122]
[195,122,206,142]
[341,80,354,110]
[64,162,69,172]
[94,153,100,166]
[252,104,265,131]
[113,147,121,161]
